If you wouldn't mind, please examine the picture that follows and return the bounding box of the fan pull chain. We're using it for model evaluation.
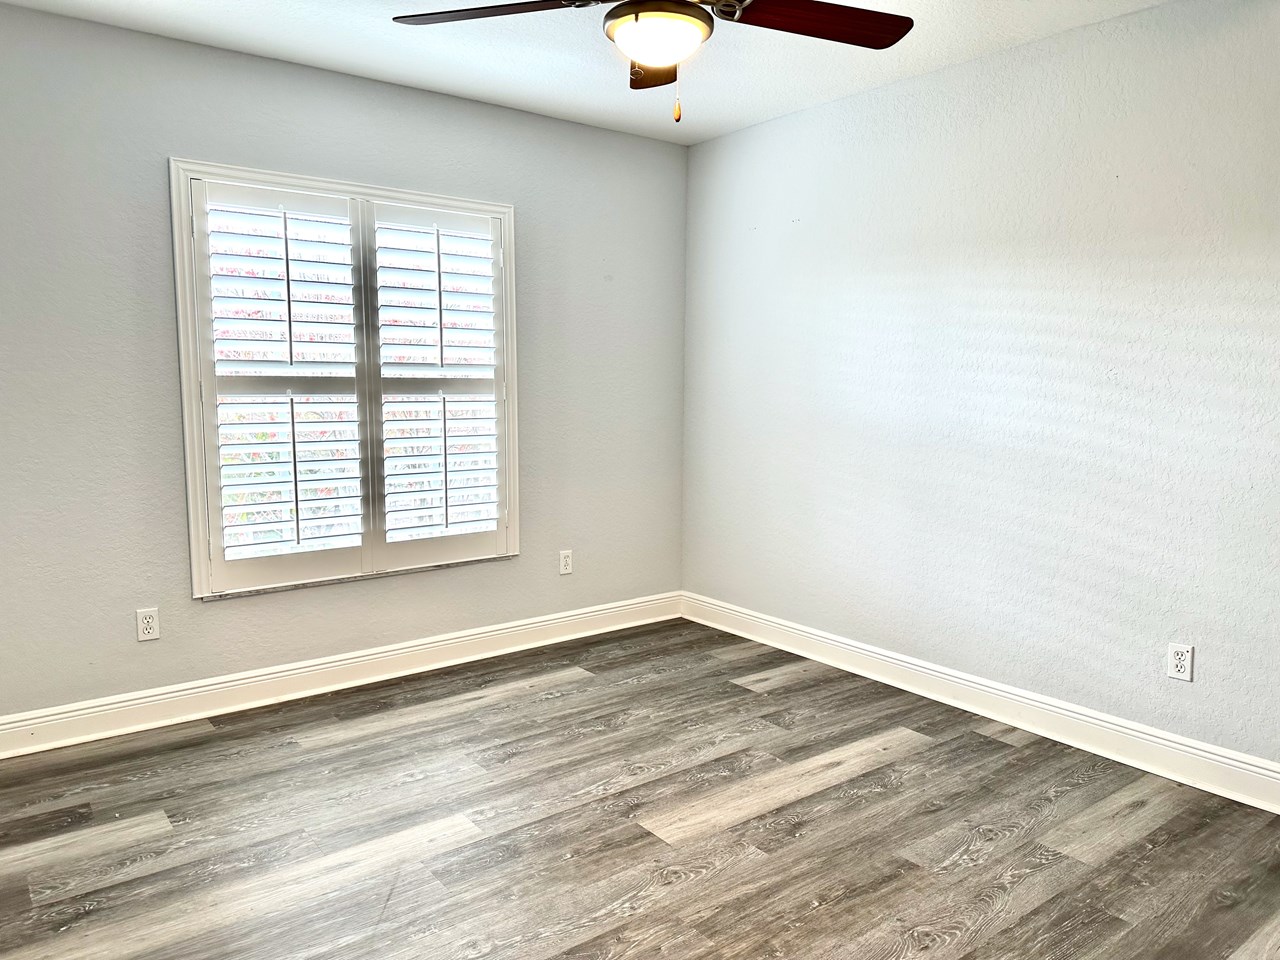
[674,67,682,123]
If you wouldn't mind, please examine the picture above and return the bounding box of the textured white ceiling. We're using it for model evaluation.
[8,0,1168,143]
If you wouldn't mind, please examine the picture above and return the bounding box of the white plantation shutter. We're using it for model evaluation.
[371,202,504,563]
[193,181,367,592]
[174,161,517,597]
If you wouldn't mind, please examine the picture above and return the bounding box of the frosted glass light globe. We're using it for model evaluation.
[612,13,705,66]
[604,2,713,68]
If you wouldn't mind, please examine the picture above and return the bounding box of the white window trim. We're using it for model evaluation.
[169,158,520,598]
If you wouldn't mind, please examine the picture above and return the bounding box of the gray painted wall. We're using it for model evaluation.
[0,4,686,712]
[684,0,1280,760]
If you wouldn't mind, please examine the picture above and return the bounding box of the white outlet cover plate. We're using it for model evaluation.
[136,607,160,642]
[1167,643,1193,682]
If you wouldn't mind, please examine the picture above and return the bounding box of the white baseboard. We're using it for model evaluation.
[0,592,682,761]
[7,588,1277,819]
[681,592,1280,816]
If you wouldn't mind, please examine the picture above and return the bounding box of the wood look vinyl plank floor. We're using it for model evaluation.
[0,618,1276,960]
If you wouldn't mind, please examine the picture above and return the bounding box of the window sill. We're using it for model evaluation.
[199,552,517,601]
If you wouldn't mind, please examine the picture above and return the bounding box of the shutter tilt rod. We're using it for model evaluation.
[441,393,450,530]
[281,208,295,367]
[288,394,302,545]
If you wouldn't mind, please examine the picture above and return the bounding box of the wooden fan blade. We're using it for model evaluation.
[629,62,678,90]
[394,0,579,26]
[732,0,911,49]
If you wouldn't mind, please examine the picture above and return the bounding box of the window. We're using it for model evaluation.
[170,160,518,597]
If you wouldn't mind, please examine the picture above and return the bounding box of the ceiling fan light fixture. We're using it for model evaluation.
[604,0,713,68]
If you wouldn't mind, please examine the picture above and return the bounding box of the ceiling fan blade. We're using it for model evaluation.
[629,62,677,90]
[394,0,579,26]
[731,0,911,49]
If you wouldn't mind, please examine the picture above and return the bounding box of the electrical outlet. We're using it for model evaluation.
[559,550,573,576]
[1167,643,1193,682]
[136,607,160,642]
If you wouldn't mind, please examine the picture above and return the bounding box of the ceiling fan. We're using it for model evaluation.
[393,0,913,105]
